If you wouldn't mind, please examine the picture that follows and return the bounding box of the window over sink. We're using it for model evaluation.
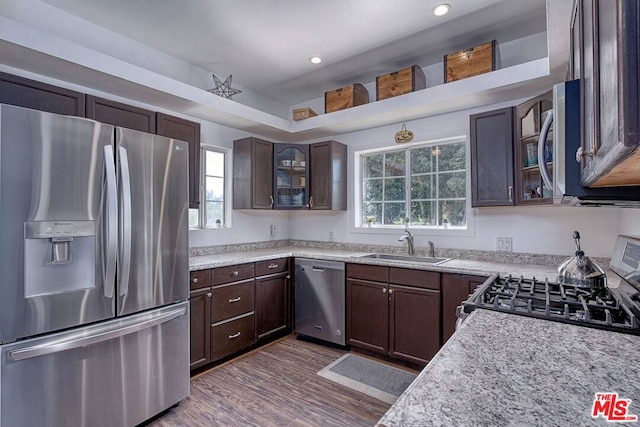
[189,146,231,229]
[355,137,468,229]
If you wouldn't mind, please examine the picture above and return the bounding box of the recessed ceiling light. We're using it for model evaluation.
[432,3,451,16]
[309,56,322,64]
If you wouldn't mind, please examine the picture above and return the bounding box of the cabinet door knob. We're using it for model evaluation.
[206,292,212,298]
[389,288,394,294]
[232,270,239,276]
[191,277,199,284]
[270,195,274,208]
[309,196,314,208]
[228,296,241,303]
[382,288,387,293]
[508,186,513,203]
[228,332,241,339]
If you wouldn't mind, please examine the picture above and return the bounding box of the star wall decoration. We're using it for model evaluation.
[207,74,242,99]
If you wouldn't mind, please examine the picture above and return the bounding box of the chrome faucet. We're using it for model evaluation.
[428,241,435,258]
[399,229,415,255]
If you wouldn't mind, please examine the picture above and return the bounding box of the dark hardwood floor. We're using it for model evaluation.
[146,336,396,426]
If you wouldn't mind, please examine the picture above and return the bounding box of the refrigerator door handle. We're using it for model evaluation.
[103,145,118,298]
[8,306,187,361]
[118,146,133,297]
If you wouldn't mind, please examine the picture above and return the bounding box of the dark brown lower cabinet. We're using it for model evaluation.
[389,285,440,364]
[441,273,487,344]
[189,287,212,369]
[211,313,255,362]
[347,278,389,354]
[347,264,441,366]
[255,258,290,341]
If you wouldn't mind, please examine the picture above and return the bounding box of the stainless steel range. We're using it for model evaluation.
[459,235,640,336]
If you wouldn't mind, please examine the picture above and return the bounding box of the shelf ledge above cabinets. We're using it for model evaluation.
[0,16,555,143]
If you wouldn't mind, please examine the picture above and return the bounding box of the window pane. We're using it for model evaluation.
[440,200,466,226]
[438,143,466,171]
[205,201,224,226]
[439,171,466,198]
[384,177,405,200]
[206,151,224,176]
[410,175,435,200]
[363,179,383,201]
[385,151,405,176]
[383,203,405,224]
[410,201,436,225]
[363,154,384,178]
[363,202,382,224]
[205,176,224,201]
[188,208,199,228]
[410,147,433,174]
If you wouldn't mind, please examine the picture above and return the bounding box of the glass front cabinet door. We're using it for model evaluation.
[274,144,309,209]
[515,91,553,205]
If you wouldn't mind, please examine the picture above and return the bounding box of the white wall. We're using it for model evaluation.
[286,103,624,258]
[620,210,640,237]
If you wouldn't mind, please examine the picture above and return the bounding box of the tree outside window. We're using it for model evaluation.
[361,141,466,228]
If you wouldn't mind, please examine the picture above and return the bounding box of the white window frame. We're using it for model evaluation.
[191,145,232,229]
[353,135,474,237]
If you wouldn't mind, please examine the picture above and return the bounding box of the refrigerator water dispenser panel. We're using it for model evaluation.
[24,220,96,297]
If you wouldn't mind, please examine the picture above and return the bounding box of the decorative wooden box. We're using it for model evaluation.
[324,83,369,113]
[444,40,498,83]
[376,65,426,101]
[292,107,317,121]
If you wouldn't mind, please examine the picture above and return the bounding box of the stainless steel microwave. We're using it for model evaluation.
[538,80,640,207]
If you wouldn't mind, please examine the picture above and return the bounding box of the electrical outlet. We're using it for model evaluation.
[328,231,335,242]
[496,237,513,252]
[269,224,277,240]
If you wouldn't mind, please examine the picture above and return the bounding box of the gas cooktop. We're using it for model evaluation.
[460,235,640,336]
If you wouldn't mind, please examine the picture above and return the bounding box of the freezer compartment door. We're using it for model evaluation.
[0,301,190,427]
[116,127,189,315]
[0,105,115,343]
[294,259,346,346]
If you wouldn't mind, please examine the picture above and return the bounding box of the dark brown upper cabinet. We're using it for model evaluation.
[274,143,309,209]
[0,71,85,117]
[309,140,347,210]
[470,107,516,207]
[233,137,275,209]
[514,91,553,205]
[85,95,155,133]
[571,0,640,187]
[156,113,202,208]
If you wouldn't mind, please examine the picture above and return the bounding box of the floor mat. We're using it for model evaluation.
[317,353,417,404]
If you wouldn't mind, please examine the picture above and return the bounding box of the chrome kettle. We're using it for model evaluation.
[557,231,607,289]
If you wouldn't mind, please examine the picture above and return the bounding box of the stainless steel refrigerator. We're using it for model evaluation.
[0,104,190,427]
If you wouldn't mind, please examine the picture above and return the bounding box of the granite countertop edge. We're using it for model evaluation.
[189,246,565,280]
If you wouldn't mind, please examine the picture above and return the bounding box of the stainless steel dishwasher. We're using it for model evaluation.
[294,259,346,346]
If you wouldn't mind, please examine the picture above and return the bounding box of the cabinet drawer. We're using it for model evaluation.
[213,263,255,285]
[210,314,255,361]
[255,258,289,276]
[190,269,211,290]
[389,268,440,290]
[346,263,389,282]
[211,280,255,322]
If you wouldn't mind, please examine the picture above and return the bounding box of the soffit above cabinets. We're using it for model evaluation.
[0,0,572,142]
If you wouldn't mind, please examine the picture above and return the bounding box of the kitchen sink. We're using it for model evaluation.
[355,253,451,265]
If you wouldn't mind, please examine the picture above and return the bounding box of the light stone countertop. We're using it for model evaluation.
[377,309,640,427]
[189,246,564,281]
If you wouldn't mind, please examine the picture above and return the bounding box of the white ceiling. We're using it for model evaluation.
[37,0,548,106]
